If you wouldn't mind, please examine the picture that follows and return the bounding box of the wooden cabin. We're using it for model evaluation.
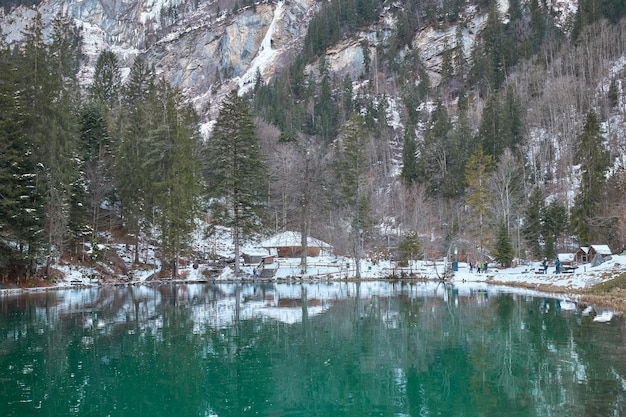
[575,247,589,264]
[576,245,612,264]
[588,244,612,259]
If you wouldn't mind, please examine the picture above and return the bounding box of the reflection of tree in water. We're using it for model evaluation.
[570,314,626,416]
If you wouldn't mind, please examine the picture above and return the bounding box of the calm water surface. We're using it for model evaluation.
[1,282,625,417]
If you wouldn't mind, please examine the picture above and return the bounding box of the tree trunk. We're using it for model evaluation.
[300,223,308,275]
[233,226,240,276]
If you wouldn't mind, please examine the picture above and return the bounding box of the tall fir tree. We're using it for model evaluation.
[464,147,494,258]
[17,13,82,272]
[417,101,460,198]
[470,0,517,93]
[335,114,372,278]
[148,80,202,278]
[116,57,153,263]
[441,39,454,84]
[570,110,610,245]
[454,24,466,80]
[523,187,544,259]
[203,90,268,276]
[314,57,338,143]
[494,222,514,267]
[17,13,51,268]
[477,91,502,158]
[541,201,568,259]
[0,35,46,272]
[400,129,419,186]
[89,50,121,110]
[79,101,115,245]
[47,14,83,261]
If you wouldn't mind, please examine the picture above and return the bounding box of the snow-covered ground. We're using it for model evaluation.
[43,250,626,291]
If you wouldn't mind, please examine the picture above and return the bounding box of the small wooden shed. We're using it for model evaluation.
[575,247,589,264]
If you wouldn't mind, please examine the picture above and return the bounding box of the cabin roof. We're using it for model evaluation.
[260,231,332,249]
[590,244,612,255]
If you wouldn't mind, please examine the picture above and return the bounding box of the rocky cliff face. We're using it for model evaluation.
[1,0,316,119]
[0,0,580,125]
[9,0,582,126]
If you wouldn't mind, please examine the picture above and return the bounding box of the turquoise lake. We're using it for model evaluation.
[1,282,625,416]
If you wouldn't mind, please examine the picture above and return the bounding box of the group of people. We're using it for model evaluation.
[542,257,562,274]
[469,261,488,273]
[466,257,564,274]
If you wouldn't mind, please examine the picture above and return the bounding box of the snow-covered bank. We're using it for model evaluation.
[3,252,625,291]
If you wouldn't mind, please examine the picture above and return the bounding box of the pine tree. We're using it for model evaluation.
[417,101,457,198]
[79,102,115,244]
[17,13,82,272]
[441,39,454,84]
[603,0,626,22]
[47,14,83,262]
[541,201,568,259]
[89,50,121,109]
[477,91,501,158]
[314,58,338,143]
[82,51,119,236]
[477,88,523,162]
[523,187,544,259]
[572,0,604,41]
[17,13,52,267]
[149,80,202,278]
[400,129,418,186]
[203,90,269,276]
[502,87,524,152]
[116,57,153,263]
[341,73,354,123]
[608,78,619,108]
[570,110,610,245]
[464,147,495,258]
[0,38,46,272]
[470,0,518,93]
[494,223,514,267]
[398,230,422,267]
[454,24,466,80]
[335,114,372,278]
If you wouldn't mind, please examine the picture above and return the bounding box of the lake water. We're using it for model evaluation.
[1,282,625,417]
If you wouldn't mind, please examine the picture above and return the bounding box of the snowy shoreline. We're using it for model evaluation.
[2,255,625,317]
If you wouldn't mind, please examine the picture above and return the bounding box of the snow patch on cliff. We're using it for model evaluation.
[237,1,285,95]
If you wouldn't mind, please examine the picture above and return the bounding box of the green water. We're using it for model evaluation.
[1,282,625,417]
